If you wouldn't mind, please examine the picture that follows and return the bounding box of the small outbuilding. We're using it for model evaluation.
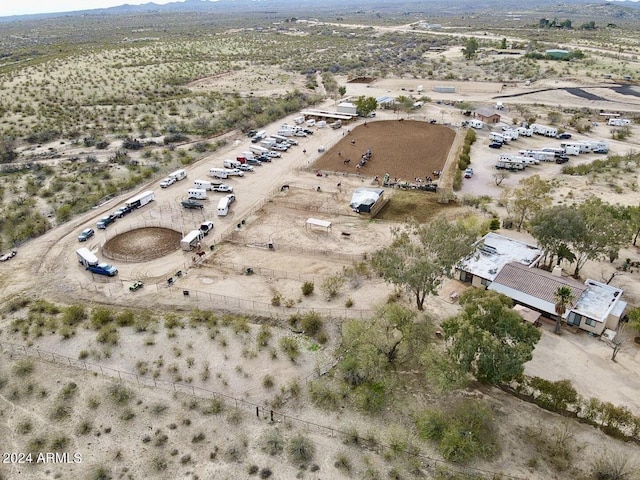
[337,102,358,116]
[350,188,384,213]
[474,108,501,124]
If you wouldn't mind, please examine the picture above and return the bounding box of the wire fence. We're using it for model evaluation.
[0,339,527,480]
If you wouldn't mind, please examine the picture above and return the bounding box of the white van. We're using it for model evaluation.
[217,196,231,216]
[209,168,228,179]
[306,119,316,127]
[169,169,187,181]
[223,159,241,169]
[316,120,327,128]
[188,188,207,200]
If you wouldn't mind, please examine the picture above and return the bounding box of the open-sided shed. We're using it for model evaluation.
[306,218,332,232]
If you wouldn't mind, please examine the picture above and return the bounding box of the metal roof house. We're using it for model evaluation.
[488,263,627,335]
[455,233,543,288]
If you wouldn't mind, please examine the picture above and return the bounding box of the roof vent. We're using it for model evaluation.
[552,265,562,277]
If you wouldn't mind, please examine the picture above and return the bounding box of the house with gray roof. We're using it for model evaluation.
[457,233,627,334]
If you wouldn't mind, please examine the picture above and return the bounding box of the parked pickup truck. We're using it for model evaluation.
[87,263,118,277]
[212,184,234,193]
[181,199,204,210]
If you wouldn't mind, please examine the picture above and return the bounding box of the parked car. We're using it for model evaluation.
[285,138,299,146]
[302,129,314,135]
[489,142,502,149]
[272,144,288,151]
[181,199,203,210]
[78,228,95,242]
[237,164,254,172]
[293,130,307,137]
[200,221,214,236]
[160,177,176,188]
[96,214,117,229]
[114,205,134,218]
[226,194,236,205]
[555,156,569,164]
[265,151,281,158]
[0,250,17,262]
[246,129,257,138]
[129,281,143,291]
[246,158,262,166]
[464,168,474,178]
[256,155,271,163]
[557,132,572,140]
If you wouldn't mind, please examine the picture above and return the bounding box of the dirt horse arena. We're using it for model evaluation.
[313,120,455,183]
[103,227,182,261]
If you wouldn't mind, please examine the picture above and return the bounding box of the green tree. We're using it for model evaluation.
[372,219,477,310]
[354,96,377,118]
[571,198,629,277]
[555,243,576,267]
[338,86,347,97]
[442,289,541,384]
[394,95,414,117]
[530,206,584,268]
[554,286,574,335]
[462,37,479,60]
[501,174,552,231]
[0,137,18,163]
[500,38,507,49]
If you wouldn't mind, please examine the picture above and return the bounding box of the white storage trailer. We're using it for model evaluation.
[180,230,204,251]
[187,188,207,200]
[223,159,241,169]
[250,145,269,155]
[209,168,228,179]
[125,190,155,209]
[76,247,99,267]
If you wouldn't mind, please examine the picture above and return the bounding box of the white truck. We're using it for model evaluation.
[180,230,204,251]
[223,159,241,169]
[223,168,244,177]
[241,151,256,160]
[294,115,305,125]
[260,138,276,148]
[588,141,609,153]
[76,247,99,268]
[169,169,187,181]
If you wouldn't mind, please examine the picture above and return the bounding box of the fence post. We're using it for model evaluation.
[68,357,72,367]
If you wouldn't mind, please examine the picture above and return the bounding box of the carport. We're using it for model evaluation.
[305,218,332,232]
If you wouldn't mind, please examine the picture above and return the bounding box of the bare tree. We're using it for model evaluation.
[493,172,509,186]
[611,324,632,362]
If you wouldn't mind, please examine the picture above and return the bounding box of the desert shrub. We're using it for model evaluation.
[151,455,168,471]
[50,403,72,421]
[453,170,463,190]
[524,423,575,472]
[345,297,354,308]
[271,292,282,306]
[527,377,578,412]
[88,465,111,480]
[489,217,501,230]
[288,434,315,463]
[50,434,70,450]
[300,312,324,338]
[16,418,33,434]
[109,383,133,405]
[59,382,77,401]
[91,307,114,329]
[26,436,47,456]
[192,432,206,443]
[76,420,93,435]
[61,305,85,326]
[260,468,273,478]
[279,337,300,362]
[164,313,183,329]
[320,275,345,300]
[353,381,387,413]
[116,310,135,326]
[301,281,314,296]
[262,375,275,389]
[96,325,119,345]
[202,398,224,415]
[334,451,352,472]
[12,359,35,377]
[256,324,272,347]
[592,451,639,480]
[261,428,285,456]
[308,381,340,410]
[416,399,499,463]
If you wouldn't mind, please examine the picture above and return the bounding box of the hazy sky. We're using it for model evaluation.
[0,0,183,17]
